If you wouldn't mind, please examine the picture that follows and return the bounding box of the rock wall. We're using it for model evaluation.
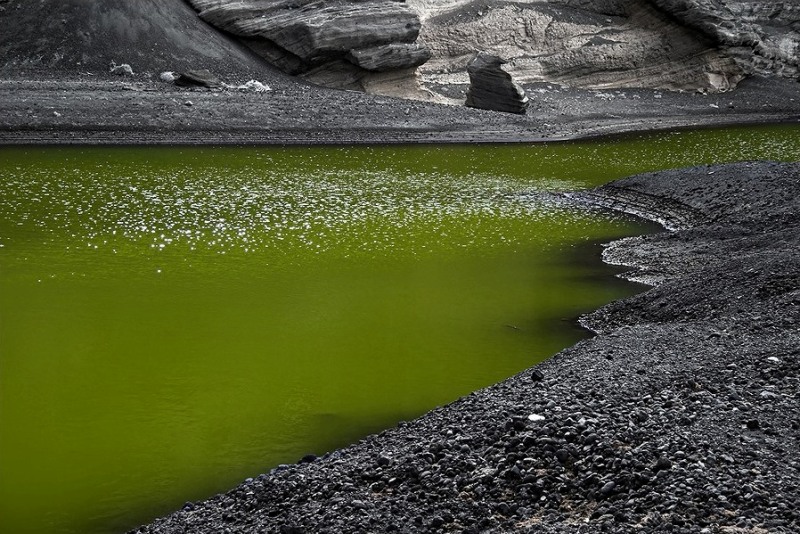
[647,0,800,79]
[180,0,800,101]
[413,0,747,95]
[184,0,436,99]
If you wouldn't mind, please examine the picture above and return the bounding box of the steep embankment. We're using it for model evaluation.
[0,0,286,82]
[132,163,799,533]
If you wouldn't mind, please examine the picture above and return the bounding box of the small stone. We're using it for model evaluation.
[110,61,134,76]
[504,465,522,480]
[653,456,672,472]
[599,481,616,497]
[530,369,545,381]
[746,419,760,430]
[528,414,545,422]
[555,449,570,463]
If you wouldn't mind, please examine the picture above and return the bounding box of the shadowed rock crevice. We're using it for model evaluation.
[464,52,529,114]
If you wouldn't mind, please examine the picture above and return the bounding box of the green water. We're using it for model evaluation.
[0,124,798,534]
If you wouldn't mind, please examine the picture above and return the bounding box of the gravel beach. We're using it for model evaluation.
[126,161,799,534]
[1,75,799,145]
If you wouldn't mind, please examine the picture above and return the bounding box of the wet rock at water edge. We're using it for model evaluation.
[465,52,529,114]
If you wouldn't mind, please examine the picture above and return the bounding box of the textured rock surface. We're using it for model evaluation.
[347,44,432,72]
[464,52,529,113]
[174,69,222,88]
[414,0,747,96]
[649,0,800,78]
[185,0,432,96]
[177,0,799,100]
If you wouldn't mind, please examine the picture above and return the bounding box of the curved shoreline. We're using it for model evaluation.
[131,161,799,534]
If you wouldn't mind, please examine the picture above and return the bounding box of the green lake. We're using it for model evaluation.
[1,124,798,534]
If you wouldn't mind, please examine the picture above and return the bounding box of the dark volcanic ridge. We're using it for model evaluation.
[133,162,799,534]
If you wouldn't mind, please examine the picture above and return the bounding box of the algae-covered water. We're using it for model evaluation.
[1,124,798,534]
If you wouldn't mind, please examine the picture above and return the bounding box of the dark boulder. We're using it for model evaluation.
[174,69,222,88]
[464,52,529,114]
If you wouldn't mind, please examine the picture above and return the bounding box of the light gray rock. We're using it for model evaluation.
[647,0,800,79]
[415,0,746,95]
[464,52,529,114]
[181,0,798,101]
[109,62,134,76]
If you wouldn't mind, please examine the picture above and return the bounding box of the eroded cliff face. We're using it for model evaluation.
[181,0,799,101]
[184,0,435,99]
[414,0,744,95]
[648,0,800,79]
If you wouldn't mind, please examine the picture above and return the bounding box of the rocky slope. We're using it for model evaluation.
[0,0,287,82]
[132,161,800,533]
[2,0,796,102]
[650,0,800,79]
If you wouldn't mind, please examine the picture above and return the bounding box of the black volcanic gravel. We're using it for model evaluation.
[131,163,799,533]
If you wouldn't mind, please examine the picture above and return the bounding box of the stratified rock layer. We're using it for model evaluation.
[464,52,529,114]
[179,0,799,100]
[184,0,431,94]
[648,0,800,78]
[347,44,432,72]
[415,0,747,95]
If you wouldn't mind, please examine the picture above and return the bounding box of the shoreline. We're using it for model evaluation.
[1,76,799,146]
[1,116,799,147]
[132,161,799,534]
